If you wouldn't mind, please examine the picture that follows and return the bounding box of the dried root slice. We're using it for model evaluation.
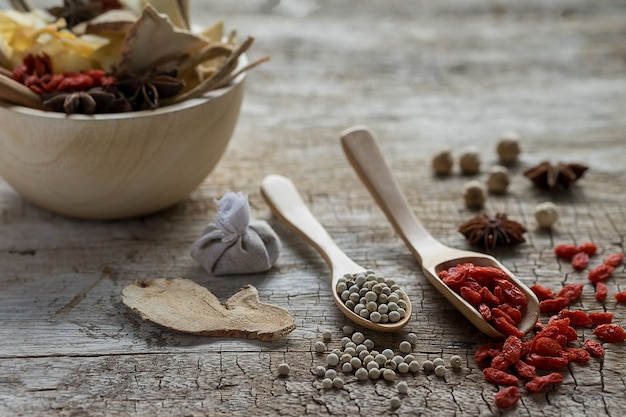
[119,4,209,74]
[122,278,296,341]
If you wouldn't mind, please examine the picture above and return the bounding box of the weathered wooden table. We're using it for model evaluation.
[1,1,625,416]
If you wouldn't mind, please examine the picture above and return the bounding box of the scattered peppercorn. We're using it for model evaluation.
[277,363,290,376]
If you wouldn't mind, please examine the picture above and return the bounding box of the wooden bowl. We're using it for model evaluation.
[0,58,247,220]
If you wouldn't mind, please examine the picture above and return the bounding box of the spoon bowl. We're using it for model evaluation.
[261,174,412,332]
[341,126,539,339]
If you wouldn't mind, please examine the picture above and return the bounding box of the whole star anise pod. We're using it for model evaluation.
[523,161,588,190]
[458,213,526,251]
[43,87,131,114]
[115,69,185,111]
[48,0,122,27]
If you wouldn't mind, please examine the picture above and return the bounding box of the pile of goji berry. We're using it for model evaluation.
[11,53,115,95]
[439,243,625,409]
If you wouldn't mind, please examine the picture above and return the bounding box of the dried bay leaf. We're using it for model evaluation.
[122,278,296,341]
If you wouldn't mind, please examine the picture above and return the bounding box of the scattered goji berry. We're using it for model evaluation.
[539,297,570,313]
[530,284,556,301]
[604,253,624,267]
[475,343,502,363]
[571,252,590,270]
[558,309,593,327]
[583,339,604,358]
[594,282,608,302]
[589,311,613,326]
[494,386,521,408]
[493,316,525,338]
[460,286,482,307]
[615,291,626,303]
[514,359,536,379]
[593,324,626,343]
[561,347,590,363]
[530,336,563,356]
[578,242,597,256]
[525,372,563,393]
[564,325,578,342]
[525,353,568,370]
[483,367,520,386]
[554,244,580,259]
[557,284,584,302]
[588,264,614,283]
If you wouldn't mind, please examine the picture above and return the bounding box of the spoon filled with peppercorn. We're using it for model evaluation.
[261,174,412,332]
[341,126,539,339]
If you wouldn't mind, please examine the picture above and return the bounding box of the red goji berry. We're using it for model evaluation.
[554,244,580,259]
[604,253,624,267]
[499,304,522,324]
[515,359,536,379]
[464,279,483,293]
[615,291,626,303]
[558,309,593,327]
[561,347,590,363]
[525,353,568,370]
[501,335,522,362]
[440,264,470,290]
[494,278,527,307]
[595,282,608,302]
[525,372,563,393]
[571,252,590,270]
[469,265,510,285]
[480,287,501,307]
[583,339,604,358]
[493,316,525,338]
[483,367,519,386]
[588,264,614,283]
[593,324,626,343]
[475,343,502,363]
[564,326,578,342]
[492,307,516,326]
[589,311,613,326]
[530,336,563,356]
[539,297,570,313]
[557,284,584,302]
[460,286,482,307]
[545,317,571,333]
[479,303,492,321]
[578,242,598,256]
[494,386,521,408]
[530,285,556,301]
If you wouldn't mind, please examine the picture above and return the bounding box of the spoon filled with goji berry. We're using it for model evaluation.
[341,126,540,339]
[261,174,412,332]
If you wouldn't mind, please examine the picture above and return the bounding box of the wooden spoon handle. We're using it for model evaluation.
[341,125,444,264]
[260,174,358,272]
[0,74,45,109]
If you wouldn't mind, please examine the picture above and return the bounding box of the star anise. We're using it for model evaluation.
[114,69,185,111]
[43,87,131,114]
[523,161,588,190]
[48,1,110,27]
[458,213,526,251]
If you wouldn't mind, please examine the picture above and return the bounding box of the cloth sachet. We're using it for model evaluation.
[191,191,280,275]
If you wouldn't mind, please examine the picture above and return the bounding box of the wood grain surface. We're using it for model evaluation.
[1,1,625,416]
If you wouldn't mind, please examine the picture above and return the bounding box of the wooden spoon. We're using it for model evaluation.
[261,174,412,332]
[0,74,45,110]
[340,126,539,339]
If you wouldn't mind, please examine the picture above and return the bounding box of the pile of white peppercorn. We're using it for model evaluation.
[310,325,464,410]
[336,271,408,323]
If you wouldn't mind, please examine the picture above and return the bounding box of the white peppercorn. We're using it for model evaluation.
[408,360,420,373]
[344,342,357,350]
[341,362,353,373]
[321,378,333,389]
[366,361,380,371]
[382,349,394,359]
[375,354,388,366]
[390,396,402,409]
[403,354,415,364]
[363,339,375,350]
[326,353,339,367]
[463,180,487,208]
[534,201,559,228]
[344,347,356,357]
[277,363,290,376]
[322,329,332,340]
[397,381,408,394]
[314,365,326,377]
[432,148,454,176]
[314,341,326,353]
[351,332,365,344]
[340,337,351,347]
[422,360,434,372]
[389,397,402,409]
[397,362,410,374]
[368,368,381,380]
[432,358,445,368]
[325,369,337,379]
[332,378,344,389]
[358,350,370,361]
[384,360,397,371]
[331,348,342,357]
[496,131,521,165]
[350,357,362,369]
[399,341,412,354]
[406,333,418,345]
[392,355,405,365]
[363,355,375,365]
[449,355,462,368]
[434,365,446,377]
[486,165,510,194]
[388,311,401,322]
[459,149,481,175]
[355,368,369,381]
[342,325,354,335]
[340,353,352,364]
[383,369,396,381]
